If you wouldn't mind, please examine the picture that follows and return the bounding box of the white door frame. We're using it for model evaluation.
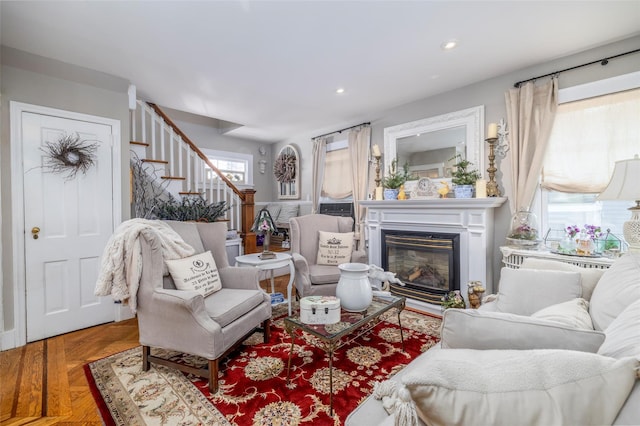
[7,101,122,349]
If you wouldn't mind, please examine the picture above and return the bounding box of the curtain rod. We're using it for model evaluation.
[312,121,371,140]
[514,48,640,88]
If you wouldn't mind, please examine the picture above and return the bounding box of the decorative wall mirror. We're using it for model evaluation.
[275,144,300,199]
[383,105,485,180]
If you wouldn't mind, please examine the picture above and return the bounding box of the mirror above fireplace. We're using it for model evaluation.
[383,105,485,179]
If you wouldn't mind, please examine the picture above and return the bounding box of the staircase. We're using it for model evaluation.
[130,100,257,253]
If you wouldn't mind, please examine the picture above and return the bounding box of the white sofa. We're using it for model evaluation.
[346,253,640,426]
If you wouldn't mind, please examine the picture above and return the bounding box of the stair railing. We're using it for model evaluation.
[131,100,257,253]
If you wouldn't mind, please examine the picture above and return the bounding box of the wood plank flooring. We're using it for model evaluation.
[0,275,292,425]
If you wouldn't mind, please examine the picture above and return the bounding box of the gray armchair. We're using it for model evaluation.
[290,214,367,298]
[136,220,271,392]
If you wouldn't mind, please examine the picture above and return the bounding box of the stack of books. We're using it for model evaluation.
[270,292,285,305]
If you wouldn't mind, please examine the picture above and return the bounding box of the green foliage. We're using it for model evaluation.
[449,154,481,185]
[381,159,414,189]
[152,195,230,222]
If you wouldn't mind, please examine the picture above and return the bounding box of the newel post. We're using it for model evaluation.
[241,189,258,254]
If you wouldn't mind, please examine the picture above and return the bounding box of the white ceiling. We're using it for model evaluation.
[2,1,639,142]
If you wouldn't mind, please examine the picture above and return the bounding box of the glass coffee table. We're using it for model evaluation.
[284,296,406,415]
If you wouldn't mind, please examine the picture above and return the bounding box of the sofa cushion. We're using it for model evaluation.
[308,264,341,285]
[265,203,282,221]
[495,267,582,316]
[277,203,299,225]
[441,308,604,352]
[400,349,639,426]
[598,298,640,359]
[316,231,354,266]
[165,251,221,297]
[530,298,594,330]
[589,253,640,331]
[520,257,605,301]
[203,288,264,328]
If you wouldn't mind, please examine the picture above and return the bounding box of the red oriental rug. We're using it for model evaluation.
[85,304,441,425]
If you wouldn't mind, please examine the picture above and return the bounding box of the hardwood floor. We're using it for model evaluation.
[0,275,292,425]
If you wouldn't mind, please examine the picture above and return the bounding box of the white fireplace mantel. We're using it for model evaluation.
[360,198,507,314]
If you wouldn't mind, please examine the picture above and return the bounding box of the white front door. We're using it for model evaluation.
[22,111,117,341]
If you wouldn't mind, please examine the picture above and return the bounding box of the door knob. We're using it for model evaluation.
[31,226,40,240]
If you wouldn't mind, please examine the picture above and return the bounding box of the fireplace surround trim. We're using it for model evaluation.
[360,198,507,315]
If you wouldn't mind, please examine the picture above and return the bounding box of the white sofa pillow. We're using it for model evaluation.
[441,308,604,352]
[530,298,594,330]
[316,231,354,266]
[165,251,221,296]
[400,349,639,426]
[277,203,299,225]
[589,253,640,331]
[521,257,604,301]
[495,267,582,316]
[598,298,640,359]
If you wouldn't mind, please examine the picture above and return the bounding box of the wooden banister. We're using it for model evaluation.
[241,189,258,254]
[147,102,246,200]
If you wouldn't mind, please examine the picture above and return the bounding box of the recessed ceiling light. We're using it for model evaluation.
[441,39,458,50]
[336,88,345,94]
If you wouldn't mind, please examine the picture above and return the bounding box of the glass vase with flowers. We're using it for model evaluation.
[557,224,603,256]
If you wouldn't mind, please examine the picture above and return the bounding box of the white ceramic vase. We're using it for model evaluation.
[336,263,372,312]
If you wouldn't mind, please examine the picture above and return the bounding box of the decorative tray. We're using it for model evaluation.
[550,250,602,258]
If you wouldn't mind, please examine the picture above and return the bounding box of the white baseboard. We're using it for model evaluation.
[0,329,17,351]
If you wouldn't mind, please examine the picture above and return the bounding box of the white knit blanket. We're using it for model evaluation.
[94,219,195,313]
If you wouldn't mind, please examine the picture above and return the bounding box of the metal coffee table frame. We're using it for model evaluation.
[284,296,406,415]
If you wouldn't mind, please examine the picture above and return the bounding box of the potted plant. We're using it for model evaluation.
[450,154,481,198]
[381,159,413,200]
[152,195,230,222]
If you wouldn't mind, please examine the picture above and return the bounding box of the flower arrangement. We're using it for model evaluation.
[441,290,466,310]
[566,224,602,240]
[508,223,538,241]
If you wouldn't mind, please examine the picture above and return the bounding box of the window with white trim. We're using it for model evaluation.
[201,149,253,187]
[534,72,640,240]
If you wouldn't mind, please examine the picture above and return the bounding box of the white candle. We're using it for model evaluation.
[487,123,498,139]
[375,187,384,200]
[372,144,381,157]
[475,179,487,198]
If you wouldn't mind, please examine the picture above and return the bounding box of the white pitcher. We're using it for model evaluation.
[336,263,372,312]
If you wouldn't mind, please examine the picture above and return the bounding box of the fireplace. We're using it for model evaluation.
[360,198,506,315]
[382,230,460,305]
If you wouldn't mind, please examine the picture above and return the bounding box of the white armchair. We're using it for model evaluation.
[289,214,367,298]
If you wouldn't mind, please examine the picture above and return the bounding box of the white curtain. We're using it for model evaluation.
[322,148,353,199]
[311,137,327,213]
[348,126,371,244]
[504,77,558,214]
[542,88,640,193]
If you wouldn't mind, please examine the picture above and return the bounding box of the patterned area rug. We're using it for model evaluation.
[85,303,441,425]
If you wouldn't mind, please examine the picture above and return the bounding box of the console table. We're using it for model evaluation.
[500,246,615,270]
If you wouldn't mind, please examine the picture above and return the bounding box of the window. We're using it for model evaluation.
[201,149,253,187]
[536,72,640,239]
[321,137,353,202]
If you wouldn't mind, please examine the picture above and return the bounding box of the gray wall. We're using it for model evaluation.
[0,48,131,334]
[273,35,640,286]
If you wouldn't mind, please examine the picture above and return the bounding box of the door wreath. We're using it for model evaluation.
[274,152,296,183]
[41,133,99,180]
